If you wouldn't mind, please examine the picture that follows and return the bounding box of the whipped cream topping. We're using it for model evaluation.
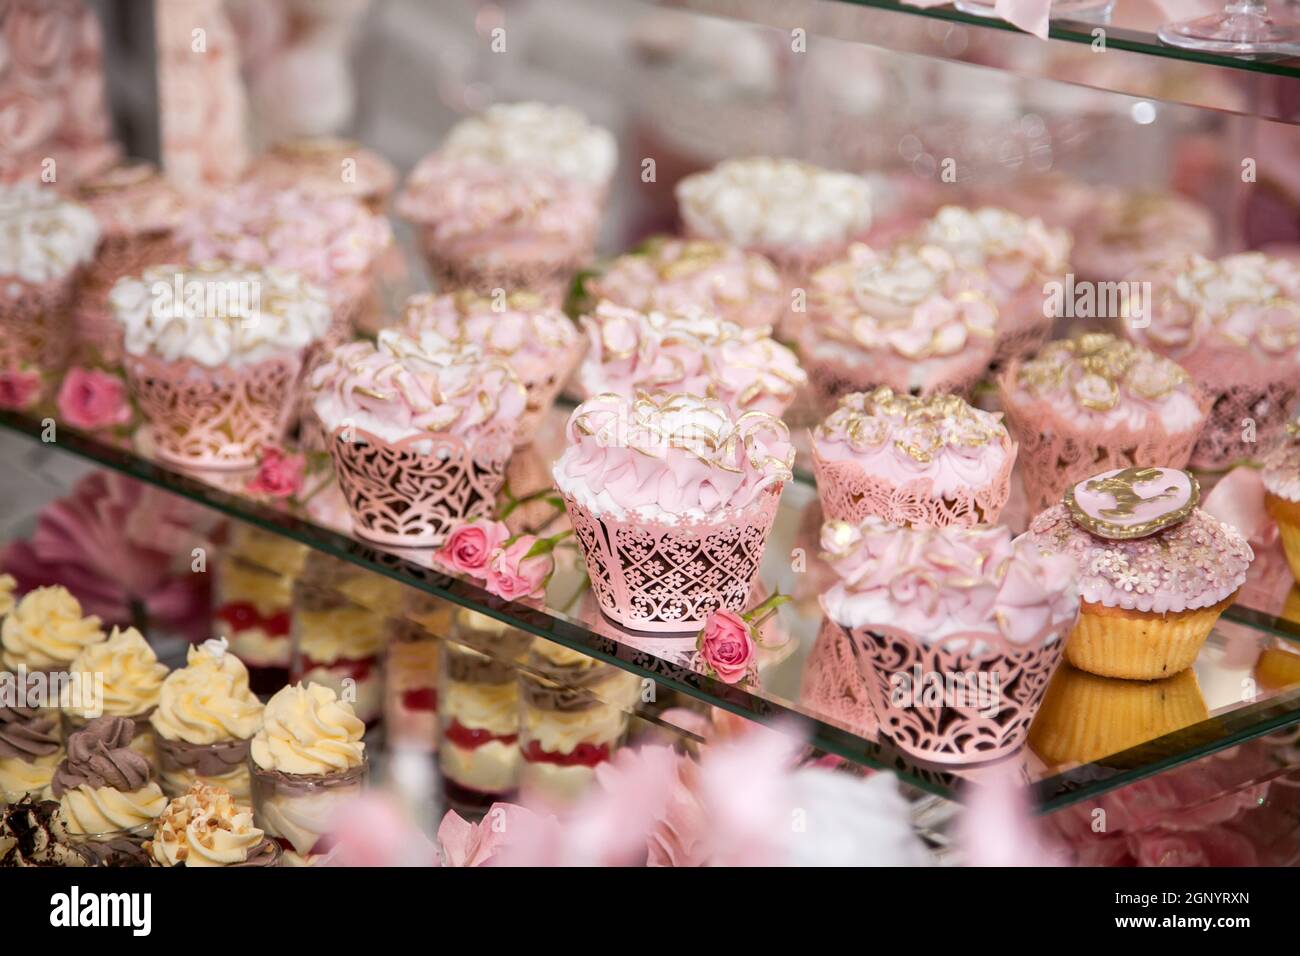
[588,237,784,329]
[806,244,998,359]
[552,392,793,520]
[177,184,392,293]
[1134,253,1300,361]
[310,328,528,443]
[251,683,366,776]
[819,517,1078,645]
[147,782,270,867]
[1,586,104,673]
[577,301,806,417]
[919,206,1070,286]
[65,627,168,720]
[1008,333,1206,434]
[813,387,1013,497]
[676,157,872,249]
[0,183,100,284]
[110,262,331,367]
[441,101,617,187]
[150,640,264,746]
[400,291,579,386]
[1028,502,1251,614]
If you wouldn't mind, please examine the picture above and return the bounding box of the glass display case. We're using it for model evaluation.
[3,0,1300,869]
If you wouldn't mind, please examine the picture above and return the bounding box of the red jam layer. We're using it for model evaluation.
[443,720,517,751]
[216,602,290,637]
[523,740,610,768]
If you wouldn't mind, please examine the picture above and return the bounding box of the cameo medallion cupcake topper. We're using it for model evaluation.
[1064,466,1200,540]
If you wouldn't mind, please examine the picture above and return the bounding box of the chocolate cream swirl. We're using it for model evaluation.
[51,716,152,797]
[0,705,61,760]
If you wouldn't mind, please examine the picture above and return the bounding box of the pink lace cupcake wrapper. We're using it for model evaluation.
[829,610,1071,764]
[560,485,783,633]
[0,275,76,385]
[124,351,302,469]
[414,230,592,307]
[800,616,878,736]
[1190,381,1299,471]
[515,338,588,449]
[328,424,513,547]
[810,438,1015,527]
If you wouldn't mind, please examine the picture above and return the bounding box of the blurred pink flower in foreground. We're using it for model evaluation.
[56,367,131,431]
[245,446,306,499]
[0,367,41,411]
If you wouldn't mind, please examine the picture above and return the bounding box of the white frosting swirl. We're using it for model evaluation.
[441,101,617,188]
[250,683,365,776]
[0,183,100,284]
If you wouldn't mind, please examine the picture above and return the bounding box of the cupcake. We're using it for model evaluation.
[1027,466,1253,680]
[384,617,441,754]
[63,626,167,760]
[675,157,872,338]
[586,237,784,330]
[576,301,806,418]
[798,243,997,410]
[916,205,1070,364]
[1125,252,1300,470]
[110,261,331,468]
[0,184,99,404]
[310,329,526,546]
[554,392,793,632]
[400,290,584,447]
[811,387,1015,527]
[71,162,186,365]
[1071,189,1215,283]
[51,716,167,844]
[214,525,309,696]
[439,622,530,815]
[1,585,104,674]
[999,333,1211,512]
[519,638,639,807]
[149,638,264,801]
[0,797,94,867]
[397,102,616,303]
[0,705,62,803]
[146,782,280,867]
[820,517,1078,763]
[1262,422,1300,586]
[246,138,398,214]
[177,184,393,344]
[249,682,367,867]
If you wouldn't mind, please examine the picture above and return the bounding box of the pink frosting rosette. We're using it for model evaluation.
[577,301,805,419]
[1125,252,1300,469]
[799,243,997,408]
[587,237,784,330]
[818,516,1078,763]
[553,393,793,631]
[811,387,1015,527]
[1071,189,1216,283]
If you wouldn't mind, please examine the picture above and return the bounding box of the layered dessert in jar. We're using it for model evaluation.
[110,261,331,468]
[1027,467,1252,680]
[0,705,62,804]
[798,243,997,410]
[150,638,264,800]
[916,205,1070,364]
[245,138,398,215]
[384,618,441,753]
[214,525,310,695]
[1123,252,1300,470]
[1071,189,1216,283]
[554,392,793,632]
[587,236,785,331]
[0,184,99,407]
[397,101,616,303]
[999,333,1210,512]
[400,290,583,447]
[810,387,1015,527]
[519,638,640,807]
[1,585,104,674]
[675,157,873,339]
[250,682,367,866]
[576,301,806,419]
[146,782,280,867]
[62,626,167,761]
[310,329,526,546]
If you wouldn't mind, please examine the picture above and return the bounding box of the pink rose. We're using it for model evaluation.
[437,519,510,578]
[485,536,553,602]
[245,447,305,498]
[0,367,42,411]
[698,610,756,684]
[56,367,131,430]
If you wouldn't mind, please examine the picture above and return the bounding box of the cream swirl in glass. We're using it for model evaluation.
[1,585,104,673]
[250,683,365,776]
[577,302,806,418]
[552,392,794,522]
[147,782,277,867]
[309,328,528,445]
[109,261,332,367]
[64,626,167,721]
[0,183,100,284]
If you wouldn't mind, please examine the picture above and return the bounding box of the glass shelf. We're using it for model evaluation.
[5,393,1300,813]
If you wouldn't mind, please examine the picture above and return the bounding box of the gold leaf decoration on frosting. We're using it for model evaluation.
[815,386,1000,463]
[1017,333,1189,407]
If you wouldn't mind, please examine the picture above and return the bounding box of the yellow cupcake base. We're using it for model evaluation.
[1267,493,1300,586]
[1065,593,1235,681]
